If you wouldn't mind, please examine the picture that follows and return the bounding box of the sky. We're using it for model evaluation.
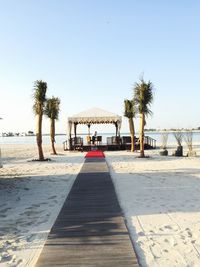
[0,0,200,134]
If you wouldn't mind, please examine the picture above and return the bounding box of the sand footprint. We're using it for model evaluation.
[48,195,57,200]
[0,214,7,218]
[150,244,162,259]
[164,225,172,230]
[185,228,193,239]
[0,207,12,213]
[37,219,47,224]
[164,237,177,247]
[10,258,23,267]
[138,231,145,236]
[26,234,36,242]
[0,208,12,218]
[32,204,41,208]
[1,251,13,262]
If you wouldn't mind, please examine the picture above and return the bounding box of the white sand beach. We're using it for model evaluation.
[1,143,200,266]
[0,144,84,267]
[106,145,200,267]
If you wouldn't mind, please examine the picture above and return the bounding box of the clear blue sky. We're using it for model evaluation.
[0,0,200,134]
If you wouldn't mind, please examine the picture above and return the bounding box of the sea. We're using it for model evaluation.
[1,132,200,146]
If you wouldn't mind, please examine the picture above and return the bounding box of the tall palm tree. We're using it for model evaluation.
[124,99,136,152]
[45,97,60,155]
[33,80,47,160]
[134,78,154,157]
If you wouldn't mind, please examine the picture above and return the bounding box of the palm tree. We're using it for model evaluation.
[33,80,47,160]
[134,78,154,157]
[45,97,60,155]
[124,99,136,152]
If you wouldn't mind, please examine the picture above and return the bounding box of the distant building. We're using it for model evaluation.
[27,131,34,136]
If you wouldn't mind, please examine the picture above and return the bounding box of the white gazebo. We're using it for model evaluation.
[67,107,122,149]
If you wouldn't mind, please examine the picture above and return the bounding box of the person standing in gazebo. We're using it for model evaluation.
[92,131,97,145]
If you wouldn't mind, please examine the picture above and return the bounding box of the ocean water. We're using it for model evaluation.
[1,132,200,146]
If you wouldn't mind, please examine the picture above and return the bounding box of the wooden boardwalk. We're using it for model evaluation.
[35,158,139,267]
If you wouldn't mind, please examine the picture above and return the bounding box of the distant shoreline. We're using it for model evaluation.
[1,130,200,137]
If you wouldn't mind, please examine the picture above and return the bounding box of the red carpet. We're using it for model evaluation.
[85,150,105,158]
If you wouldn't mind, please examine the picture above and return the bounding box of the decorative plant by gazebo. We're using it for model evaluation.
[159,131,169,156]
[184,130,196,157]
[173,130,183,156]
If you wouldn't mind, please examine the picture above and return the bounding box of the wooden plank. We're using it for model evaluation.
[35,158,139,267]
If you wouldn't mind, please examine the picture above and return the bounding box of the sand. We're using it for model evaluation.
[0,144,84,267]
[106,145,200,267]
[1,142,200,266]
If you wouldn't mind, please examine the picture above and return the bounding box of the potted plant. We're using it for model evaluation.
[159,131,169,156]
[184,130,196,157]
[173,130,183,156]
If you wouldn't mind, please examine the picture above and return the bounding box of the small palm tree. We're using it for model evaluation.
[124,99,136,152]
[33,80,47,160]
[134,78,154,157]
[45,97,60,155]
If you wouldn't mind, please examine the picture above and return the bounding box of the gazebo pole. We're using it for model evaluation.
[67,121,72,150]
[115,122,120,145]
[87,124,91,136]
[115,122,118,137]
[74,123,77,139]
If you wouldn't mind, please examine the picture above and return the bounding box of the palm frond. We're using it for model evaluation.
[32,80,47,115]
[160,132,169,149]
[173,131,183,146]
[184,130,193,152]
[134,79,154,116]
[45,96,60,120]
[124,99,136,118]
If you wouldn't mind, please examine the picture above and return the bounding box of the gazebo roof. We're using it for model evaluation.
[68,107,122,124]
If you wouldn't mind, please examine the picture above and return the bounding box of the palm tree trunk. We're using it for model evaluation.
[36,113,44,160]
[50,118,57,155]
[140,113,145,157]
[129,118,135,152]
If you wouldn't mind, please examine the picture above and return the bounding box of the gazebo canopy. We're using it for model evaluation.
[68,107,122,124]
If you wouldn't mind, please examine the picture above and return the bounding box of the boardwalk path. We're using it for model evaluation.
[35,158,139,267]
